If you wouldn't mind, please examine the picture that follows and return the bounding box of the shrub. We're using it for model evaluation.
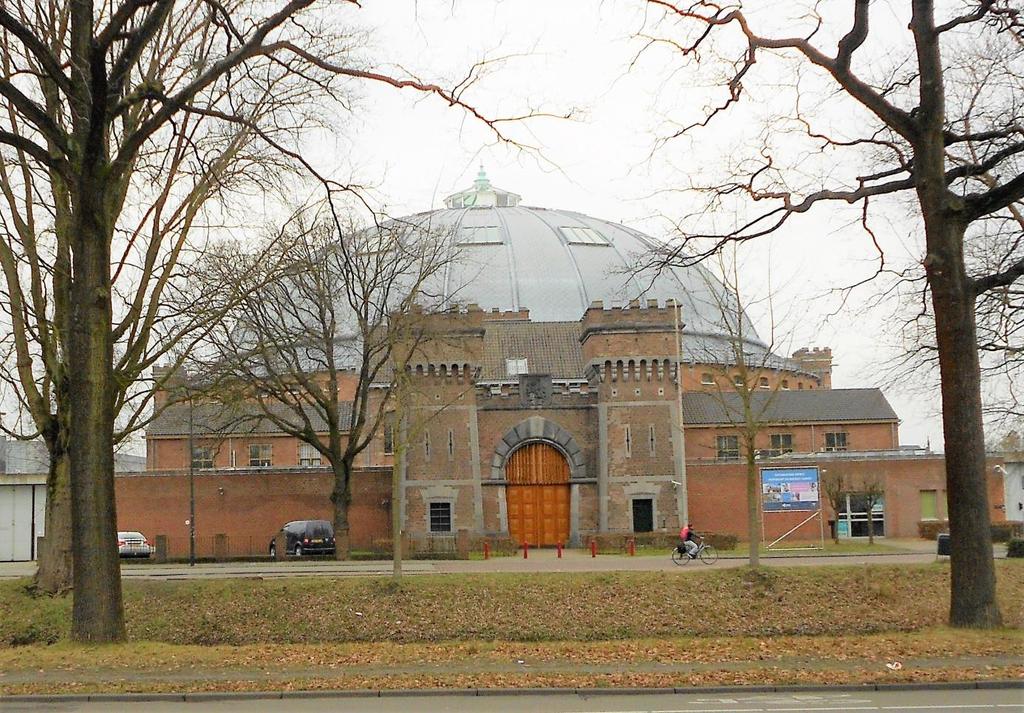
[705,532,739,550]
[1007,539,1024,558]
[919,521,1023,542]
[918,521,949,540]
[991,523,1023,543]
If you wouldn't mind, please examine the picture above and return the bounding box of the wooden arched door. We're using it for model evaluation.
[505,442,570,546]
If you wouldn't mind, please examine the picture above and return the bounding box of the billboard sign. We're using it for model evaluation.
[761,466,820,512]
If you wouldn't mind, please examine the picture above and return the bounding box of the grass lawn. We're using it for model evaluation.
[1,561,1021,647]
[0,562,1019,694]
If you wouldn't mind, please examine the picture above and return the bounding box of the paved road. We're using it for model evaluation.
[1,687,1021,712]
[0,548,954,581]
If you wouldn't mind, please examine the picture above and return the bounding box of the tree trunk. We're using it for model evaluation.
[392,441,403,583]
[912,0,1001,629]
[746,445,760,567]
[867,500,875,546]
[68,192,125,643]
[34,450,72,595]
[926,220,1001,627]
[331,458,352,560]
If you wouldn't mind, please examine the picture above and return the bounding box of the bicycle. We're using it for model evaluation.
[671,538,718,565]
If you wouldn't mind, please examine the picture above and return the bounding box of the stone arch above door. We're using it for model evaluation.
[491,416,585,480]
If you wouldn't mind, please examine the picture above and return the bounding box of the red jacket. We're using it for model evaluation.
[680,525,692,540]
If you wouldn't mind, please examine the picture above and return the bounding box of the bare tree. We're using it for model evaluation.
[852,471,886,546]
[202,207,457,560]
[0,229,247,595]
[821,468,848,545]
[686,252,792,566]
[638,0,1022,628]
[0,0,523,641]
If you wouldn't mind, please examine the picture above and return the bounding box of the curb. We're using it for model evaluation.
[2,679,1020,704]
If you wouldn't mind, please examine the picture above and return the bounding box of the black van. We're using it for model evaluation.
[268,520,335,557]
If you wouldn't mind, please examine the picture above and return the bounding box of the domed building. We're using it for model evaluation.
[371,170,864,547]
[132,171,1008,559]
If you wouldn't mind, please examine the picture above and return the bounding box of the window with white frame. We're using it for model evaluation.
[733,374,745,388]
[769,433,793,456]
[298,442,321,466]
[758,376,770,389]
[248,444,272,467]
[825,431,848,452]
[701,372,714,385]
[191,446,213,469]
[429,501,453,533]
[716,435,740,461]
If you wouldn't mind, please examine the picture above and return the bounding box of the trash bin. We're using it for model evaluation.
[936,533,951,556]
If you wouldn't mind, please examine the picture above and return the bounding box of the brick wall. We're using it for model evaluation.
[686,456,1007,541]
[115,467,391,556]
[684,422,898,462]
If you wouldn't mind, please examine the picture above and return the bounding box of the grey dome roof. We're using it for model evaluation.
[396,202,774,361]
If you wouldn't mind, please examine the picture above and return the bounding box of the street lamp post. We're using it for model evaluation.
[673,299,689,525]
[187,390,196,567]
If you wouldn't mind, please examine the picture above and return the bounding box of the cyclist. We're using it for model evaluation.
[678,523,701,559]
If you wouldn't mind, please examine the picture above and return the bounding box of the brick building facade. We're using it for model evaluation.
[131,176,1008,550]
[135,300,1006,549]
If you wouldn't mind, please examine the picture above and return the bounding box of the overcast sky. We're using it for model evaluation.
[307,0,958,450]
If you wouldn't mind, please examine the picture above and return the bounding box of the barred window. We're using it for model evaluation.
[429,502,452,533]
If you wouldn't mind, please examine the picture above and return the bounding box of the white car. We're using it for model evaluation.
[117,531,153,558]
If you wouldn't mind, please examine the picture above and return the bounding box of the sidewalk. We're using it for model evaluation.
[0,540,976,581]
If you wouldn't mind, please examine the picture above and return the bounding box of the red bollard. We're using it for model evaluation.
[483,541,490,560]
[629,538,636,556]
[590,539,597,558]
[522,541,529,559]
[556,542,563,558]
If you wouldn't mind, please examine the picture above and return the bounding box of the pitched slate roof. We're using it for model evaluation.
[146,400,354,437]
[480,320,586,381]
[681,388,898,425]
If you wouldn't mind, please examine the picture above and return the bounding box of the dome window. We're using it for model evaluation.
[560,226,609,246]
[456,226,503,245]
[506,358,528,377]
